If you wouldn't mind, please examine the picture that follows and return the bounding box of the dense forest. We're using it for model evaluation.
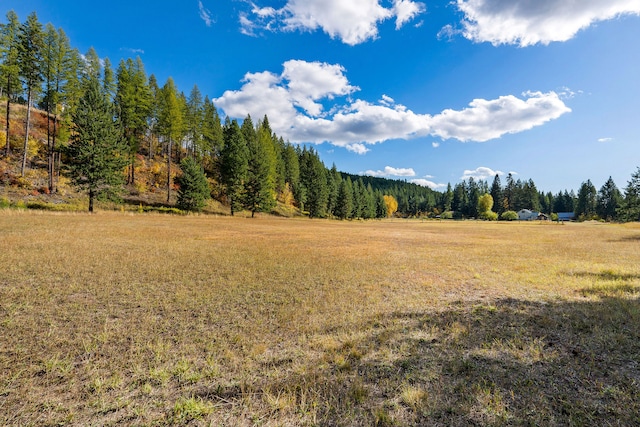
[1,10,639,221]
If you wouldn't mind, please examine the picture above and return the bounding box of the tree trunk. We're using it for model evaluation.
[21,88,32,176]
[5,76,11,157]
[50,112,58,193]
[47,104,53,193]
[89,188,94,213]
[166,138,172,203]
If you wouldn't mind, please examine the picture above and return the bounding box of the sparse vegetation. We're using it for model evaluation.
[1,212,639,425]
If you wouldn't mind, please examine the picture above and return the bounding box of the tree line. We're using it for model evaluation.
[1,11,639,221]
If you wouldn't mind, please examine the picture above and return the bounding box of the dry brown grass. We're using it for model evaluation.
[1,212,639,426]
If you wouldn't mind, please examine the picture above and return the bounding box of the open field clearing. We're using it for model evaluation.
[1,212,640,426]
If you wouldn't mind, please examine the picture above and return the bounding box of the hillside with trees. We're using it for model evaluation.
[1,10,639,222]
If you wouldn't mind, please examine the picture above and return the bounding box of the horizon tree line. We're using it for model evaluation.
[1,10,639,221]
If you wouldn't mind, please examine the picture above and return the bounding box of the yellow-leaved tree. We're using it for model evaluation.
[383,195,398,218]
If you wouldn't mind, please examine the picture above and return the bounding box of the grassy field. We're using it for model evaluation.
[1,211,639,426]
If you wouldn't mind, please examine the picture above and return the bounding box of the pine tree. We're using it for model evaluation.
[619,167,640,222]
[176,157,210,212]
[157,77,183,202]
[201,96,223,159]
[17,12,44,176]
[335,177,353,219]
[186,84,204,158]
[575,179,597,220]
[597,176,622,221]
[1,10,22,157]
[83,47,101,82]
[282,143,301,206]
[102,57,116,101]
[115,57,151,184]
[300,147,328,218]
[443,183,453,212]
[62,47,83,129]
[503,173,516,212]
[220,119,248,215]
[66,76,127,212]
[244,126,276,217]
[41,23,59,190]
[375,191,387,219]
[489,174,503,214]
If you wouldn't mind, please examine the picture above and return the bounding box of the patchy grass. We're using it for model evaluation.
[1,213,639,425]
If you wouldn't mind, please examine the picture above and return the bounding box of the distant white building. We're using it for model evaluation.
[518,209,539,221]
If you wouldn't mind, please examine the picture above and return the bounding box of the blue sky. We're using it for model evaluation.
[7,0,640,193]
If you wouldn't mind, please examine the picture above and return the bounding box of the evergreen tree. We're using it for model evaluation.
[146,74,160,160]
[17,12,44,176]
[489,174,503,214]
[300,147,328,218]
[115,57,151,184]
[244,122,276,217]
[83,47,101,81]
[503,173,516,211]
[220,119,248,215]
[443,183,453,212]
[326,164,340,216]
[335,177,353,219]
[186,84,204,158]
[201,96,223,160]
[41,23,59,191]
[1,10,21,157]
[157,77,183,202]
[176,157,210,212]
[102,57,116,101]
[66,75,127,213]
[619,167,640,222]
[282,143,301,206]
[375,191,387,219]
[597,176,622,221]
[62,47,84,130]
[575,179,597,220]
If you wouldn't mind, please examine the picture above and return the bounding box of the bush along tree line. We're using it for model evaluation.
[1,11,640,221]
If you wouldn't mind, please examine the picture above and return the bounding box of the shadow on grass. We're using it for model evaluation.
[569,270,640,282]
[261,293,640,426]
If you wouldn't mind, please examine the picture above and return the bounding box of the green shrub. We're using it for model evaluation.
[500,210,518,221]
[479,210,498,221]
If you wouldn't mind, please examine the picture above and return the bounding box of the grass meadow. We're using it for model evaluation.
[1,211,640,426]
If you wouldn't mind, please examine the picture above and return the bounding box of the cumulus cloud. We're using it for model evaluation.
[362,166,417,177]
[198,1,214,27]
[428,91,571,142]
[454,0,640,46]
[432,142,440,148]
[598,137,614,143]
[214,60,571,153]
[241,0,425,45]
[461,167,504,181]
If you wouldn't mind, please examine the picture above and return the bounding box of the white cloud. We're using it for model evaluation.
[461,167,504,181]
[241,0,425,45]
[362,166,417,177]
[214,60,571,153]
[198,1,214,27]
[393,0,426,29]
[410,179,447,190]
[432,142,440,148]
[598,137,614,143]
[120,47,145,54]
[428,91,571,142]
[454,0,640,46]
